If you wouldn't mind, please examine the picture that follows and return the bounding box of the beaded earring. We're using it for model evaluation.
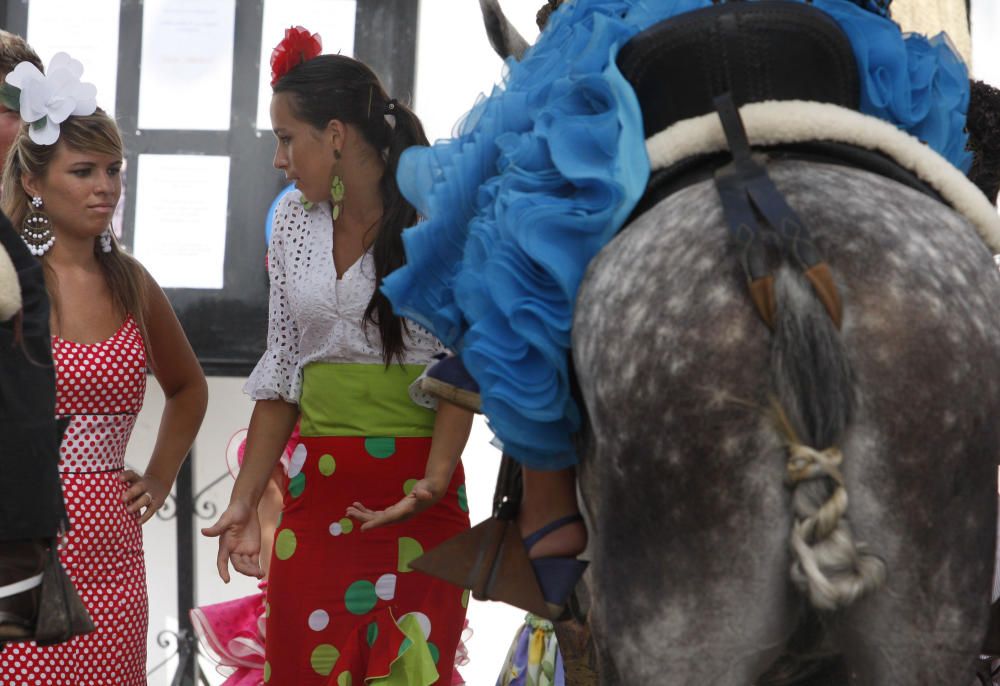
[22,196,55,256]
[99,226,114,253]
[330,149,345,221]
[330,176,345,221]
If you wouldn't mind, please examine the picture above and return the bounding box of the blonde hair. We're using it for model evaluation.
[0,30,42,81]
[0,111,149,342]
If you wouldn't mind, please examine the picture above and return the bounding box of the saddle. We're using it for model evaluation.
[614,0,941,330]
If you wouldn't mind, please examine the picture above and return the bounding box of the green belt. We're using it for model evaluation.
[299,362,435,437]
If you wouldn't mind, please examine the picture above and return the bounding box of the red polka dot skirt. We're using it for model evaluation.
[1,316,149,686]
[264,436,470,685]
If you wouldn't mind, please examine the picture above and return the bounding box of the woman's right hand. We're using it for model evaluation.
[202,500,263,582]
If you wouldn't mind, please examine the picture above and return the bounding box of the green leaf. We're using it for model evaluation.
[0,82,20,111]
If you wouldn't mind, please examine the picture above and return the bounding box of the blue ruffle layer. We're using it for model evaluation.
[383,0,971,469]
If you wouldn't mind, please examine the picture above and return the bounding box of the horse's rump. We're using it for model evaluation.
[573,158,1000,684]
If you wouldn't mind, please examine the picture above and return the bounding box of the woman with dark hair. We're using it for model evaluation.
[0,53,207,684]
[204,29,473,685]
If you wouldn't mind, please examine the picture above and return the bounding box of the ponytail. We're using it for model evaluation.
[365,100,428,365]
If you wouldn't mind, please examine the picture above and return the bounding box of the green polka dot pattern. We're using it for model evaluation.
[364,437,396,459]
[289,473,306,498]
[397,537,424,573]
[344,580,378,615]
[310,644,339,676]
[318,454,336,476]
[397,637,413,657]
[275,529,297,560]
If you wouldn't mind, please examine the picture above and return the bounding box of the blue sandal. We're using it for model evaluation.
[524,514,590,619]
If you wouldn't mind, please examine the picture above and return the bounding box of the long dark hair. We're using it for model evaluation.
[273,55,428,366]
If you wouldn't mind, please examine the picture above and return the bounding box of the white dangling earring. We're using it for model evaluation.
[21,196,55,256]
[99,226,113,254]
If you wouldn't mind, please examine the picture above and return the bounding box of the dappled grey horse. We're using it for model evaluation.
[480,1,1000,683]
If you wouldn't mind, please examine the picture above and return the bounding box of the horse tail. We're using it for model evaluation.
[769,267,886,611]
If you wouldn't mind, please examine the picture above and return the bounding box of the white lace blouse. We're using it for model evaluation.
[244,190,446,404]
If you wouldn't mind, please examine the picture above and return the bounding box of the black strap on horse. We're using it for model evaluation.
[712,92,843,329]
[492,452,523,520]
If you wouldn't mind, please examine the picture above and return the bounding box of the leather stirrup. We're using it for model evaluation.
[409,517,552,618]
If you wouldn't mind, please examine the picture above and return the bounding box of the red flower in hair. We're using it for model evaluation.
[270,26,322,86]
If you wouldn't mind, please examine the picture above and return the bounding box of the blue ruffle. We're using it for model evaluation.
[854,0,892,17]
[383,0,971,469]
[810,1,973,171]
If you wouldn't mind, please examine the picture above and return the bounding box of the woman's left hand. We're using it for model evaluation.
[120,470,170,524]
[346,478,444,531]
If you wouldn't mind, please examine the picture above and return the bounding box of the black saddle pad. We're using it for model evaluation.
[617,1,860,137]
[630,139,944,224]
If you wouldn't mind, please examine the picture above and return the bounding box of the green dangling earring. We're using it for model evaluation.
[330,175,345,221]
[329,146,345,220]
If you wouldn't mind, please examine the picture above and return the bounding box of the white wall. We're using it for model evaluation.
[971,0,1000,88]
[413,0,540,143]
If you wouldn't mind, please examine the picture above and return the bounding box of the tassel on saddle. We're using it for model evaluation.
[712,93,843,330]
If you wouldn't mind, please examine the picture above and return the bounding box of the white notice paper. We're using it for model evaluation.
[132,155,230,290]
[137,0,236,130]
[256,0,357,129]
[27,0,121,116]
[972,0,1000,90]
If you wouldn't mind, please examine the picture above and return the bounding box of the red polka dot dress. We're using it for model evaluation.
[0,316,148,686]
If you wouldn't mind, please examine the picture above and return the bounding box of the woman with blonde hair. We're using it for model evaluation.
[0,53,207,684]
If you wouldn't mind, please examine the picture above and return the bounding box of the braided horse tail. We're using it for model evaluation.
[769,269,886,610]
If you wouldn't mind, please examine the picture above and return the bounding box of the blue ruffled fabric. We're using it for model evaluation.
[383,0,971,469]
[853,0,891,17]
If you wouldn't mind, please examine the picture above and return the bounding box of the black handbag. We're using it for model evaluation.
[32,541,94,646]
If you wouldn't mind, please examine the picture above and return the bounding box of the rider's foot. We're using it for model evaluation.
[519,512,588,560]
[519,514,589,618]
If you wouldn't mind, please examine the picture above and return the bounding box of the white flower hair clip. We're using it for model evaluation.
[0,52,98,145]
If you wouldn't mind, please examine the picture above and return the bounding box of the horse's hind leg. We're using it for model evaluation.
[829,320,998,684]
[830,422,996,686]
[581,421,799,685]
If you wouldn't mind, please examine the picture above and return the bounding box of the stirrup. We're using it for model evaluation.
[410,514,587,620]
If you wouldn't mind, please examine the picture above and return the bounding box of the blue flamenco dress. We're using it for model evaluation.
[382,0,971,470]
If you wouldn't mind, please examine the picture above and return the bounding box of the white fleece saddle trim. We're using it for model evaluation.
[645,100,1000,254]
